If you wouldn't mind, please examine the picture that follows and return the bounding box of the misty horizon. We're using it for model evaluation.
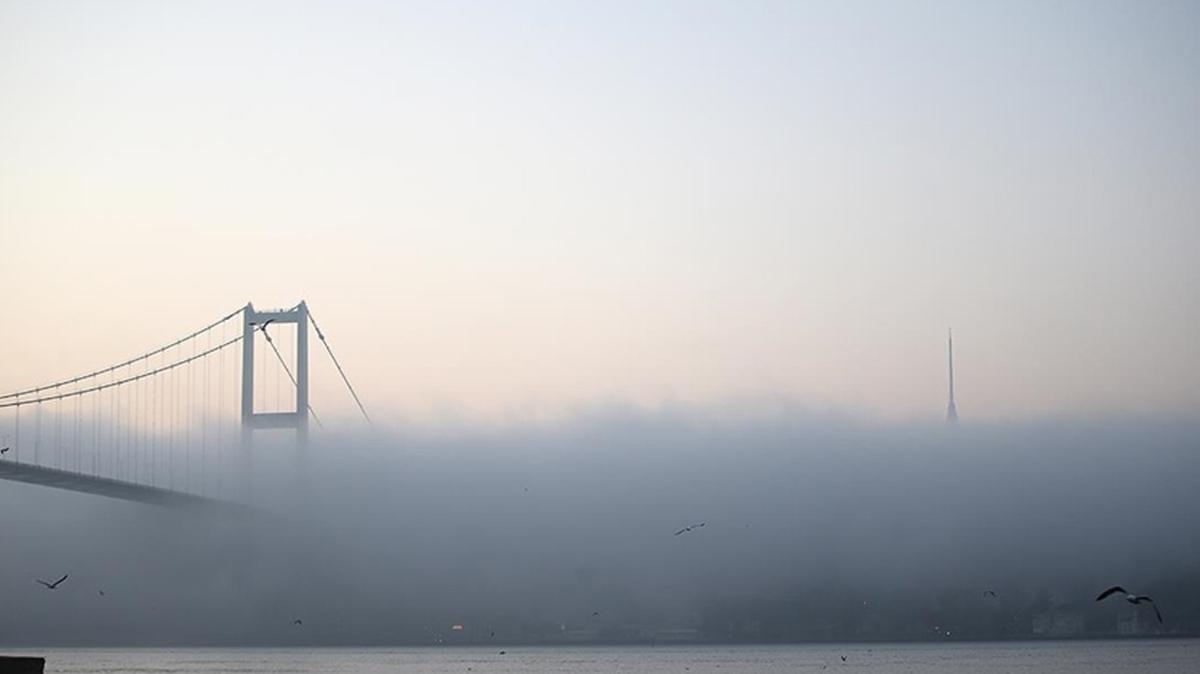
[1,1,1197,669]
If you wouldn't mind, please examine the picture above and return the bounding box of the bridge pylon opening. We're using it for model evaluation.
[241,301,309,450]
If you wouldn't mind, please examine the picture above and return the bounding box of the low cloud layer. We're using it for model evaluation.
[1,407,1197,645]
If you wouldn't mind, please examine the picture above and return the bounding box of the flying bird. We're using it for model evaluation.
[98,590,105,596]
[841,655,847,662]
[36,574,68,590]
[1,446,9,454]
[983,590,997,598]
[592,611,600,617]
[293,619,303,626]
[1096,586,1163,624]
[673,522,707,536]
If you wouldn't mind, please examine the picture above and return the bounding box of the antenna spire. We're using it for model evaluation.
[946,328,958,423]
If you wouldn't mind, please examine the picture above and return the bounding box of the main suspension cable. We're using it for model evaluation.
[0,335,244,409]
[0,305,246,400]
[307,309,371,425]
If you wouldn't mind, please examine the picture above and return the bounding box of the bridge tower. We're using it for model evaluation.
[241,301,309,447]
[946,327,958,424]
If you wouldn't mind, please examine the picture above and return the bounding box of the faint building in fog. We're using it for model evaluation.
[1032,610,1085,637]
[1117,610,1155,636]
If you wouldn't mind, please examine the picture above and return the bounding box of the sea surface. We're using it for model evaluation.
[9,640,1200,673]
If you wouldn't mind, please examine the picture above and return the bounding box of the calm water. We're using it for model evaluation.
[9,640,1199,673]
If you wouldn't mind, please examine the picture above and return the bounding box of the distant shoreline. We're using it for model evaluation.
[4,635,1200,649]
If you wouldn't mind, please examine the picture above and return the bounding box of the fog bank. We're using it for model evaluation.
[1,407,1197,645]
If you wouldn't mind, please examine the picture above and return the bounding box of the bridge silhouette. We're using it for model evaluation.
[0,301,367,509]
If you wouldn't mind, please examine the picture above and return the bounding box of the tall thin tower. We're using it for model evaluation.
[946,328,958,423]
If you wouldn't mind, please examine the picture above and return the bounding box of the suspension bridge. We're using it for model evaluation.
[0,301,368,509]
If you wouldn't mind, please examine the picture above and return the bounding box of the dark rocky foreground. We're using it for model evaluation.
[0,656,43,674]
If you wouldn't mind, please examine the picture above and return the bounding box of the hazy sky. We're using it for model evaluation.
[1,0,1197,422]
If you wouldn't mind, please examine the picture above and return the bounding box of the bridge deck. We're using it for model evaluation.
[0,460,242,510]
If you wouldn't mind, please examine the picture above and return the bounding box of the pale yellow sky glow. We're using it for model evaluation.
[1,1,1197,423]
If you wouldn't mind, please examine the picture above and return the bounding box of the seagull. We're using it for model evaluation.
[983,590,997,598]
[36,574,69,590]
[293,619,303,626]
[98,590,105,597]
[592,611,600,617]
[841,655,847,662]
[1096,586,1163,623]
[1,447,9,454]
[673,522,707,536]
